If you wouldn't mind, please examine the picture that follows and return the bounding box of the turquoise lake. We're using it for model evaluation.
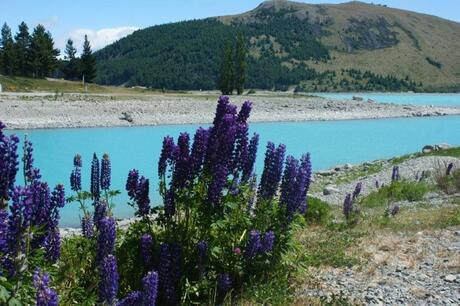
[5,115,460,227]
[315,93,460,106]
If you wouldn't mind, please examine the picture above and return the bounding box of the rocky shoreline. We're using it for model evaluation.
[1,92,460,129]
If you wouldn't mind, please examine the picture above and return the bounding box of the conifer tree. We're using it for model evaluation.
[0,23,16,75]
[63,38,79,80]
[29,24,59,78]
[80,35,96,82]
[219,41,234,95]
[14,22,31,76]
[234,33,247,95]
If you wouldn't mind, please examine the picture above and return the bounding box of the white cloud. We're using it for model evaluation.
[57,26,139,55]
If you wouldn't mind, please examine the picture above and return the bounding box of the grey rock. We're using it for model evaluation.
[443,274,457,283]
[323,185,340,195]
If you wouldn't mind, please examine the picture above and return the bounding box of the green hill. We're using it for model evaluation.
[94,0,460,92]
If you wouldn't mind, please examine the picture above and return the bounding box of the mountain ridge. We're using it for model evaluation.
[94,1,460,92]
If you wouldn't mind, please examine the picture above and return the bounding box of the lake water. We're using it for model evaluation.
[314,93,460,106]
[5,115,460,227]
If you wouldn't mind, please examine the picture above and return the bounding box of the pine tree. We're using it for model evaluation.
[29,24,59,78]
[14,22,31,76]
[63,39,79,80]
[219,41,234,95]
[234,33,247,95]
[80,35,96,83]
[0,23,16,75]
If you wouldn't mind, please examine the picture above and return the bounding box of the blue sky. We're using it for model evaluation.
[1,0,458,53]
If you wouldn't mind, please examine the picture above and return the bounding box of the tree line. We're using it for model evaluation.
[0,22,96,82]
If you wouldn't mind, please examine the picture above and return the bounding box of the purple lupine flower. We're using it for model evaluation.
[343,193,353,220]
[232,123,249,175]
[171,132,191,190]
[94,200,108,227]
[74,154,82,167]
[242,133,259,182]
[158,136,175,178]
[261,230,275,253]
[258,142,286,200]
[70,167,81,192]
[126,169,139,199]
[141,234,153,268]
[51,184,65,210]
[391,205,400,216]
[245,230,262,259]
[81,213,94,238]
[164,189,175,218]
[99,255,119,306]
[0,127,20,200]
[0,208,8,254]
[142,271,159,306]
[101,153,111,190]
[158,242,181,305]
[446,163,454,176]
[7,186,33,258]
[117,291,142,306]
[391,166,400,181]
[190,127,209,179]
[96,216,116,264]
[22,138,41,183]
[237,100,252,124]
[352,182,362,202]
[91,153,100,199]
[217,273,232,297]
[205,100,238,172]
[280,156,299,209]
[136,176,150,216]
[45,229,60,263]
[33,269,58,306]
[206,164,228,207]
[212,96,231,126]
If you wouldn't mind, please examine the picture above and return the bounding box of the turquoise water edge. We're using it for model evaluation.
[6,114,460,227]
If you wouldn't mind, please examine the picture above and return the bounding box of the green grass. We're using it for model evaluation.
[360,180,430,208]
[0,75,149,94]
[391,147,460,165]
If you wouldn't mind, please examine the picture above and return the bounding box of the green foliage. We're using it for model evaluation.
[304,197,331,225]
[62,39,80,81]
[360,180,429,208]
[426,57,442,69]
[29,24,60,78]
[80,35,96,83]
[219,41,234,95]
[234,33,246,95]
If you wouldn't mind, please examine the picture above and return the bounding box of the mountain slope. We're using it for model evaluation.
[95,0,460,92]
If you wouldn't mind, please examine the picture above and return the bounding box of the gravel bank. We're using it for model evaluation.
[1,92,460,129]
[298,228,460,305]
[313,156,460,205]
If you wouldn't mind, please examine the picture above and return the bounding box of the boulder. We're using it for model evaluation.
[436,143,451,150]
[323,185,339,195]
[422,145,434,153]
[352,96,364,101]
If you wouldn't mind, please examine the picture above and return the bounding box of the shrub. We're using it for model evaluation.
[305,197,331,225]
[360,180,429,208]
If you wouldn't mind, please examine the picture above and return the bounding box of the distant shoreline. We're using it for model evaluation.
[1,92,460,130]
